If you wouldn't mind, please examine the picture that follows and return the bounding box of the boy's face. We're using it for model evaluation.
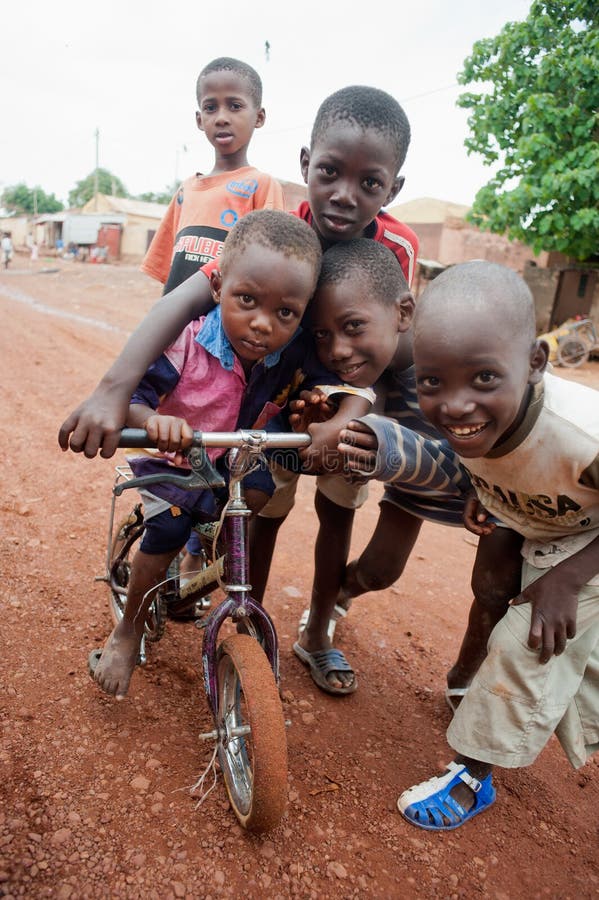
[196,70,264,157]
[210,244,315,369]
[300,123,403,247]
[311,278,414,387]
[414,313,547,458]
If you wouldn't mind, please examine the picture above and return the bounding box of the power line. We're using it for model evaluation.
[266,83,460,137]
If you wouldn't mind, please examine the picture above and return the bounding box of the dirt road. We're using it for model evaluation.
[1,258,598,899]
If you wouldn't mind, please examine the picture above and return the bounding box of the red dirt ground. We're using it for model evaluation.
[1,256,598,899]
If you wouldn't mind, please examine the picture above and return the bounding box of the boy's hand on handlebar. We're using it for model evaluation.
[144,415,194,464]
[463,492,496,536]
[58,387,130,459]
[337,420,378,474]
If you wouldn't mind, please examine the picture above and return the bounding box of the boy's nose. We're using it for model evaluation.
[441,394,477,418]
[330,180,356,208]
[330,335,353,360]
[251,313,272,334]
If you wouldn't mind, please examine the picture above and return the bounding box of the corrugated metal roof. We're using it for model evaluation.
[82,194,168,219]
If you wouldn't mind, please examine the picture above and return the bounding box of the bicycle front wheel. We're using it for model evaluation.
[216,634,288,833]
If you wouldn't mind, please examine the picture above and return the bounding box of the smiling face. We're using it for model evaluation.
[414,311,547,458]
[210,243,315,371]
[301,122,402,247]
[196,69,264,165]
[311,276,413,387]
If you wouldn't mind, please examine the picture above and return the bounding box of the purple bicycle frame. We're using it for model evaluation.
[201,450,279,716]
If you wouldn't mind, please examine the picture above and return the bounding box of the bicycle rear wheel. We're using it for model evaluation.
[109,507,167,642]
[216,634,287,833]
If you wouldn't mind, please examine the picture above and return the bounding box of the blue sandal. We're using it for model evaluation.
[398,762,495,830]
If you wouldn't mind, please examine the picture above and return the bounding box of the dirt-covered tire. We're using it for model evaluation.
[557,337,589,367]
[108,507,166,642]
[216,635,287,833]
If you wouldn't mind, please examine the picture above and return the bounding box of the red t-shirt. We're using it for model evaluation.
[293,200,419,286]
[199,201,419,287]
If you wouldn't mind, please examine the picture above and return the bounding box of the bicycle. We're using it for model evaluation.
[94,427,311,833]
[539,317,598,368]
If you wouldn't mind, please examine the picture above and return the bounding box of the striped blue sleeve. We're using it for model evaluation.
[352,413,471,495]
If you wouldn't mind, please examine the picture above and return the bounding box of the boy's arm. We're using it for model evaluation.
[58,270,213,459]
[511,533,599,663]
[339,414,471,496]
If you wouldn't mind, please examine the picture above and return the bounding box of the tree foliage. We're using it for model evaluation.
[1,183,64,215]
[68,168,128,208]
[134,188,173,205]
[457,0,598,260]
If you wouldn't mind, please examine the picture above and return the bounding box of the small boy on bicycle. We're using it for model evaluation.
[92,210,370,700]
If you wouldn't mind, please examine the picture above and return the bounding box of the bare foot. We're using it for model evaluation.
[93,621,141,699]
[296,631,355,691]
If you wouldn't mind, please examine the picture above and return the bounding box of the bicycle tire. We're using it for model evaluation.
[108,508,167,642]
[216,634,288,833]
[556,337,589,368]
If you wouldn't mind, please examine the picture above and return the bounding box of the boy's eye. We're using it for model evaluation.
[474,371,498,386]
[318,165,337,178]
[238,294,255,306]
[312,328,328,341]
[202,103,216,113]
[278,308,295,321]
[345,320,365,333]
[230,101,243,111]
[417,375,440,389]
[362,177,382,192]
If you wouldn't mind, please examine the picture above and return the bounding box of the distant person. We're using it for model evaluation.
[396,261,598,831]
[30,242,39,262]
[2,232,13,268]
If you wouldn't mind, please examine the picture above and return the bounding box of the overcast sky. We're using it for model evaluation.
[1,0,532,209]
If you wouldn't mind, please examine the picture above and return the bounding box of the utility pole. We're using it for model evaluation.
[94,128,100,211]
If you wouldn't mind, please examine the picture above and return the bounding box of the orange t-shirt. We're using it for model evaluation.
[141,167,285,293]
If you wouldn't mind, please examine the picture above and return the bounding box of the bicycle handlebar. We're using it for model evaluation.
[118,428,312,450]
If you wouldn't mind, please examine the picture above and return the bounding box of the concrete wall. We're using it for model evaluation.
[522,263,560,333]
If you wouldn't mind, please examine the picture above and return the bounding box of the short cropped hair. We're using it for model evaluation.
[196,57,263,107]
[416,261,536,345]
[317,239,409,306]
[220,210,322,289]
[310,86,411,173]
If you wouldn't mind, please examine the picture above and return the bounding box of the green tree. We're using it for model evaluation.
[1,183,64,215]
[68,168,128,208]
[457,0,598,260]
[134,188,172,205]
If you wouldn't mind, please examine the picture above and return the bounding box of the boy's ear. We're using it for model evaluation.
[255,107,266,129]
[396,291,415,333]
[528,339,549,383]
[196,110,204,133]
[385,175,405,208]
[300,147,310,184]
[210,269,222,304]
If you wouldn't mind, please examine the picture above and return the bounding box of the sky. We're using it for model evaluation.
[1,0,533,210]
